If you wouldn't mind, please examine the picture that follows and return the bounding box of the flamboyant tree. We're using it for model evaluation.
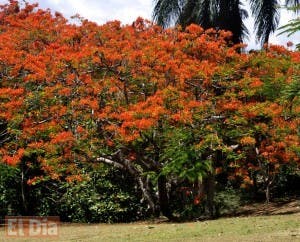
[0,1,299,218]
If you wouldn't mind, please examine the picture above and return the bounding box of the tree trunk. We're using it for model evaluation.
[205,174,215,218]
[266,183,270,204]
[252,172,259,199]
[265,176,274,204]
[136,176,159,215]
[157,175,173,219]
[20,168,28,215]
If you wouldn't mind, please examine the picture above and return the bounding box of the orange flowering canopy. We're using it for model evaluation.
[0,1,299,187]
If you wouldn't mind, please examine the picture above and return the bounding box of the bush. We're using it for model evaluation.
[0,163,148,223]
[54,167,148,223]
[214,187,241,216]
[273,164,300,199]
[0,164,21,223]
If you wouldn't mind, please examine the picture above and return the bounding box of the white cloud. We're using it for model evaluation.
[37,0,153,25]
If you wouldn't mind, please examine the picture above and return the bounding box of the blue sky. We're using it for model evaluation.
[0,0,299,49]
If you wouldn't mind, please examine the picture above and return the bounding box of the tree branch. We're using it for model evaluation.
[136,176,156,213]
[97,157,124,169]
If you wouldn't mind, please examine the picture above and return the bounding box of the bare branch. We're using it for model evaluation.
[137,176,156,213]
[97,157,124,169]
[33,117,53,125]
[203,115,225,122]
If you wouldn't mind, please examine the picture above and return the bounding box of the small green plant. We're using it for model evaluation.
[214,187,241,216]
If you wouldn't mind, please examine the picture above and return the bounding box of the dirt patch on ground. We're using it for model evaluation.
[237,199,300,216]
[143,199,300,223]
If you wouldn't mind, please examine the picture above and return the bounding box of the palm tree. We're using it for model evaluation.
[177,0,215,29]
[153,0,300,46]
[153,0,248,44]
[250,0,300,45]
[250,0,280,45]
[217,0,249,44]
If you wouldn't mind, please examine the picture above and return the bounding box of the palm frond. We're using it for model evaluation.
[250,0,280,45]
[285,0,300,8]
[278,17,300,36]
[152,0,183,28]
[216,0,249,43]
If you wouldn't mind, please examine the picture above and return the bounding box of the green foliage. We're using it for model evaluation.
[272,164,300,198]
[214,187,241,216]
[161,127,212,182]
[281,75,300,103]
[55,167,147,223]
[0,164,21,219]
[0,163,148,223]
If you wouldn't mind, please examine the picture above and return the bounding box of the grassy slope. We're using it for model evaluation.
[1,213,299,242]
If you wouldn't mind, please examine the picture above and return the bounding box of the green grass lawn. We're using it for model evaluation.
[1,213,299,242]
